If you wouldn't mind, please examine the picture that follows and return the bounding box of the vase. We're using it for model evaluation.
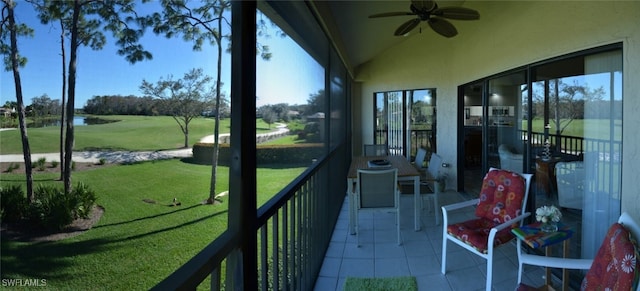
[540,221,558,233]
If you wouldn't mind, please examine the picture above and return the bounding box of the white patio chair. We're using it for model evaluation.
[441,168,533,291]
[363,144,388,156]
[355,168,401,246]
[516,212,640,291]
[411,149,444,225]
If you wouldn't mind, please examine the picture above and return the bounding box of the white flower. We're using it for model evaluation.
[535,205,562,223]
[621,253,636,273]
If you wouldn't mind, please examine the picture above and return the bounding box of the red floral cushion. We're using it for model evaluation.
[475,169,526,223]
[446,217,516,254]
[581,222,640,291]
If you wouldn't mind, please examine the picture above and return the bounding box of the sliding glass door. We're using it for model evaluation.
[531,48,622,259]
[458,45,623,283]
[374,89,436,158]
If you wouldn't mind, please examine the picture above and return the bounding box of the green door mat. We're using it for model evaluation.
[343,276,417,291]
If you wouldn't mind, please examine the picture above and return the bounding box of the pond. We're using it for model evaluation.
[28,116,117,128]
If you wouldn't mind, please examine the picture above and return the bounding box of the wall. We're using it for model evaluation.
[355,1,640,220]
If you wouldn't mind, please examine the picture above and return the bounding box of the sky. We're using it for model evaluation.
[1,1,323,109]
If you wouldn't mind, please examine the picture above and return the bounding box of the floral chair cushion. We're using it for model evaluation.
[446,217,516,254]
[475,169,526,223]
[446,169,526,254]
[581,222,640,291]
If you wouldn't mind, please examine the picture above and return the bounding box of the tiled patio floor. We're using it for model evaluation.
[314,192,555,291]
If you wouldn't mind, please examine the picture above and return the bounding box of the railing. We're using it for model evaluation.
[527,130,621,195]
[374,129,434,158]
[153,147,346,290]
[528,131,585,157]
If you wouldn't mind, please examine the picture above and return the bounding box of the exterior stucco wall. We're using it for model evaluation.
[354,1,640,220]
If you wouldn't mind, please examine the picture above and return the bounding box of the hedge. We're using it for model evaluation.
[192,143,324,166]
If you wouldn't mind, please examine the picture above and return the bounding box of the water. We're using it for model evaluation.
[28,116,116,128]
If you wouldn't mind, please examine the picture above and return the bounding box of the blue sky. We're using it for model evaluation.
[1,1,322,109]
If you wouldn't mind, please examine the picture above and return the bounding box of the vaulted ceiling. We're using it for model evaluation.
[316,0,467,71]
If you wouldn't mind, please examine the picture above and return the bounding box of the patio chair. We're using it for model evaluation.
[410,149,444,225]
[441,168,533,291]
[363,144,388,156]
[355,168,401,246]
[516,212,640,291]
[498,144,524,173]
[555,161,585,210]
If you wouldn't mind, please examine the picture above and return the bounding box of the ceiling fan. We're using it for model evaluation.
[369,0,480,38]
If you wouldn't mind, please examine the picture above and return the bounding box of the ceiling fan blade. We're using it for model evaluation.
[428,17,458,38]
[411,0,436,11]
[369,11,415,18]
[434,7,480,20]
[395,18,421,36]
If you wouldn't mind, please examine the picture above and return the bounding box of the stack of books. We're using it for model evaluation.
[511,223,573,248]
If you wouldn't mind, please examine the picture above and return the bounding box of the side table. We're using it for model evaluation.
[513,223,574,290]
[535,157,562,196]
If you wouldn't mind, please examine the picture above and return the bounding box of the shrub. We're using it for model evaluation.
[29,185,73,230]
[0,185,28,222]
[71,182,97,219]
[71,161,76,171]
[28,183,97,230]
[98,158,107,165]
[5,163,19,173]
[50,160,59,168]
[34,157,47,171]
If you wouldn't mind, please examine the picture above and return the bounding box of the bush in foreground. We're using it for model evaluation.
[1,183,97,230]
[0,185,28,222]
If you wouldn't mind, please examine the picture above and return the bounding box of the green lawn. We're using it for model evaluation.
[1,115,304,289]
[0,115,278,154]
[0,159,306,289]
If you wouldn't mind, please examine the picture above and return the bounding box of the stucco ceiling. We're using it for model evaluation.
[324,0,466,70]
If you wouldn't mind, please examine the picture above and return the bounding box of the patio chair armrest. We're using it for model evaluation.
[492,212,531,232]
[520,252,593,270]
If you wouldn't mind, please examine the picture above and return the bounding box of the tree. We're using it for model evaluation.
[261,108,276,129]
[152,0,281,204]
[30,93,61,117]
[306,89,325,115]
[33,0,152,194]
[140,68,214,148]
[29,0,70,180]
[151,0,231,205]
[533,79,605,135]
[1,0,35,202]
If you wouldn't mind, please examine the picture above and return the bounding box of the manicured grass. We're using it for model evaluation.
[0,115,278,154]
[0,159,306,289]
[525,118,621,140]
[261,134,307,145]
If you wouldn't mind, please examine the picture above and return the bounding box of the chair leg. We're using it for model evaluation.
[516,240,524,284]
[434,192,440,225]
[396,193,401,245]
[356,210,360,248]
[396,209,401,245]
[441,235,448,274]
[486,254,493,291]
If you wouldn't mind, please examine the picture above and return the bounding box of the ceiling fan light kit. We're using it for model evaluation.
[369,0,480,38]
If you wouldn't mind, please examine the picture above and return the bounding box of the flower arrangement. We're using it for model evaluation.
[535,205,562,224]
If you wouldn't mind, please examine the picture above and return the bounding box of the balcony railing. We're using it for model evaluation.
[374,129,434,157]
[153,147,347,290]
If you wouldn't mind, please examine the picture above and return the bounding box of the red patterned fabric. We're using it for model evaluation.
[581,222,640,291]
[475,169,526,223]
[446,169,526,254]
[446,218,516,254]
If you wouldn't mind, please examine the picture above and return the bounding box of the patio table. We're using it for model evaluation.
[347,155,421,233]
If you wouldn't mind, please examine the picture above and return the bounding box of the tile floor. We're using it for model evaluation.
[313,191,556,291]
